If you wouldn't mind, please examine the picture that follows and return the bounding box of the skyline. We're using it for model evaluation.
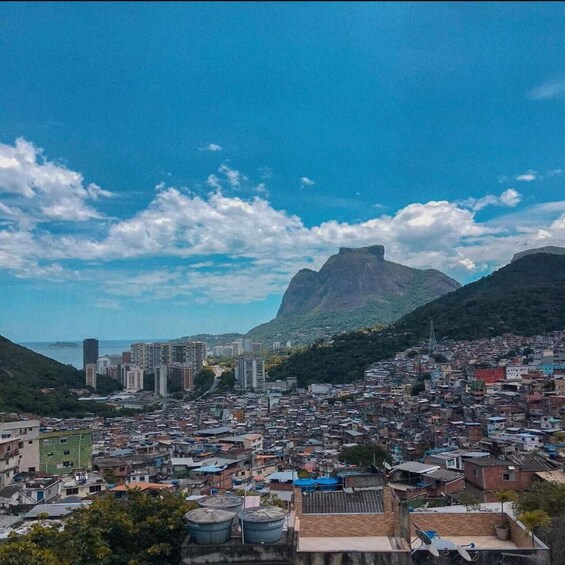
[1,2,565,341]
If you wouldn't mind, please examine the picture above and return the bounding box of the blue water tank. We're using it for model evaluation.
[316,477,339,491]
[239,506,286,544]
[185,507,236,545]
[293,478,316,492]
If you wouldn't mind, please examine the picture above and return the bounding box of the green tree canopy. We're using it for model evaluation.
[0,490,195,565]
[338,443,391,470]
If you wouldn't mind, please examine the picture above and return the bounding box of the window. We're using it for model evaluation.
[47,452,54,457]
[66,488,79,495]
[63,450,71,455]
[473,469,478,477]
[43,440,51,446]
[89,485,102,493]
[63,461,74,468]
[502,471,516,481]
[28,440,33,444]
[60,438,68,444]
[28,467,36,472]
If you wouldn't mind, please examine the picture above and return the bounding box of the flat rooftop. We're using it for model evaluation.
[298,535,519,553]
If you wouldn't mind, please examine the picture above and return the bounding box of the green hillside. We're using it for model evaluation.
[0,335,118,417]
[269,253,565,386]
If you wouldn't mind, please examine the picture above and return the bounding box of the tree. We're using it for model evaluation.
[495,490,517,523]
[518,510,551,547]
[0,491,196,565]
[338,444,391,470]
[459,489,481,511]
[515,481,565,517]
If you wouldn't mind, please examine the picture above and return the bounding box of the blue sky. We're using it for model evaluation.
[1,2,565,341]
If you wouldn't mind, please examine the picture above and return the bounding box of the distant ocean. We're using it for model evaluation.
[20,339,167,369]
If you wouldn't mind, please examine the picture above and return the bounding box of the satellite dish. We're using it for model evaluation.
[427,543,440,557]
[412,528,441,556]
[415,529,434,545]
[383,461,392,471]
[456,546,472,561]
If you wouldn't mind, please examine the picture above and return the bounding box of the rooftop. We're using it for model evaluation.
[302,489,384,514]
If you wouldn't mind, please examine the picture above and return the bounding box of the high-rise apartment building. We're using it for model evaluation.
[130,341,205,373]
[125,367,144,392]
[85,363,97,389]
[235,355,266,392]
[154,365,168,397]
[83,338,99,371]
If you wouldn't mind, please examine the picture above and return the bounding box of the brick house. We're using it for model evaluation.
[463,457,534,500]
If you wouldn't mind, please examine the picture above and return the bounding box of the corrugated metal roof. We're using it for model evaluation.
[302,489,384,514]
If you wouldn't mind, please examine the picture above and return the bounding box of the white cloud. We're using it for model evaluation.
[200,143,222,152]
[0,138,113,222]
[462,189,521,212]
[528,78,565,100]
[2,140,565,304]
[499,188,521,207]
[219,164,240,188]
[516,171,537,182]
[94,299,122,310]
[301,176,315,187]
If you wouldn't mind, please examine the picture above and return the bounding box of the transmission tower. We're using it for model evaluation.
[428,319,437,357]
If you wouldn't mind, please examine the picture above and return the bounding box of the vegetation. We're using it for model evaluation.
[214,369,235,393]
[193,366,215,396]
[0,490,196,565]
[517,510,551,547]
[495,490,517,524]
[411,373,431,396]
[270,254,565,387]
[515,480,565,560]
[338,443,391,470]
[0,335,124,418]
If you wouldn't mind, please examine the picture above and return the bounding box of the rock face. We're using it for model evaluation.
[511,246,565,263]
[246,245,460,345]
[277,245,460,318]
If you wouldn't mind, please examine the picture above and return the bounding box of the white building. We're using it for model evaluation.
[0,419,40,473]
[235,355,266,392]
[125,367,144,392]
[96,357,112,375]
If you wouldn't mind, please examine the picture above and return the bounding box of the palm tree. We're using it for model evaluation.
[518,509,551,547]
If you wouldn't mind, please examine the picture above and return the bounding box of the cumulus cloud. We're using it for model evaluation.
[462,188,521,212]
[2,139,565,304]
[301,176,315,187]
[0,138,113,224]
[528,78,565,100]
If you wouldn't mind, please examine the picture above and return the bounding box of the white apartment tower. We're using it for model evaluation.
[125,367,144,392]
[235,355,266,392]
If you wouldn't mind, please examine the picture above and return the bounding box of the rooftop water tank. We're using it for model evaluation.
[197,494,243,513]
[293,478,316,493]
[238,506,286,544]
[316,476,339,491]
[185,507,235,545]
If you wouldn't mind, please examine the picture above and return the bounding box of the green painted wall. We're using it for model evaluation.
[39,429,93,475]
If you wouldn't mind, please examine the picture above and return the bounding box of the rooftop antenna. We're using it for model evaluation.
[428,320,437,357]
